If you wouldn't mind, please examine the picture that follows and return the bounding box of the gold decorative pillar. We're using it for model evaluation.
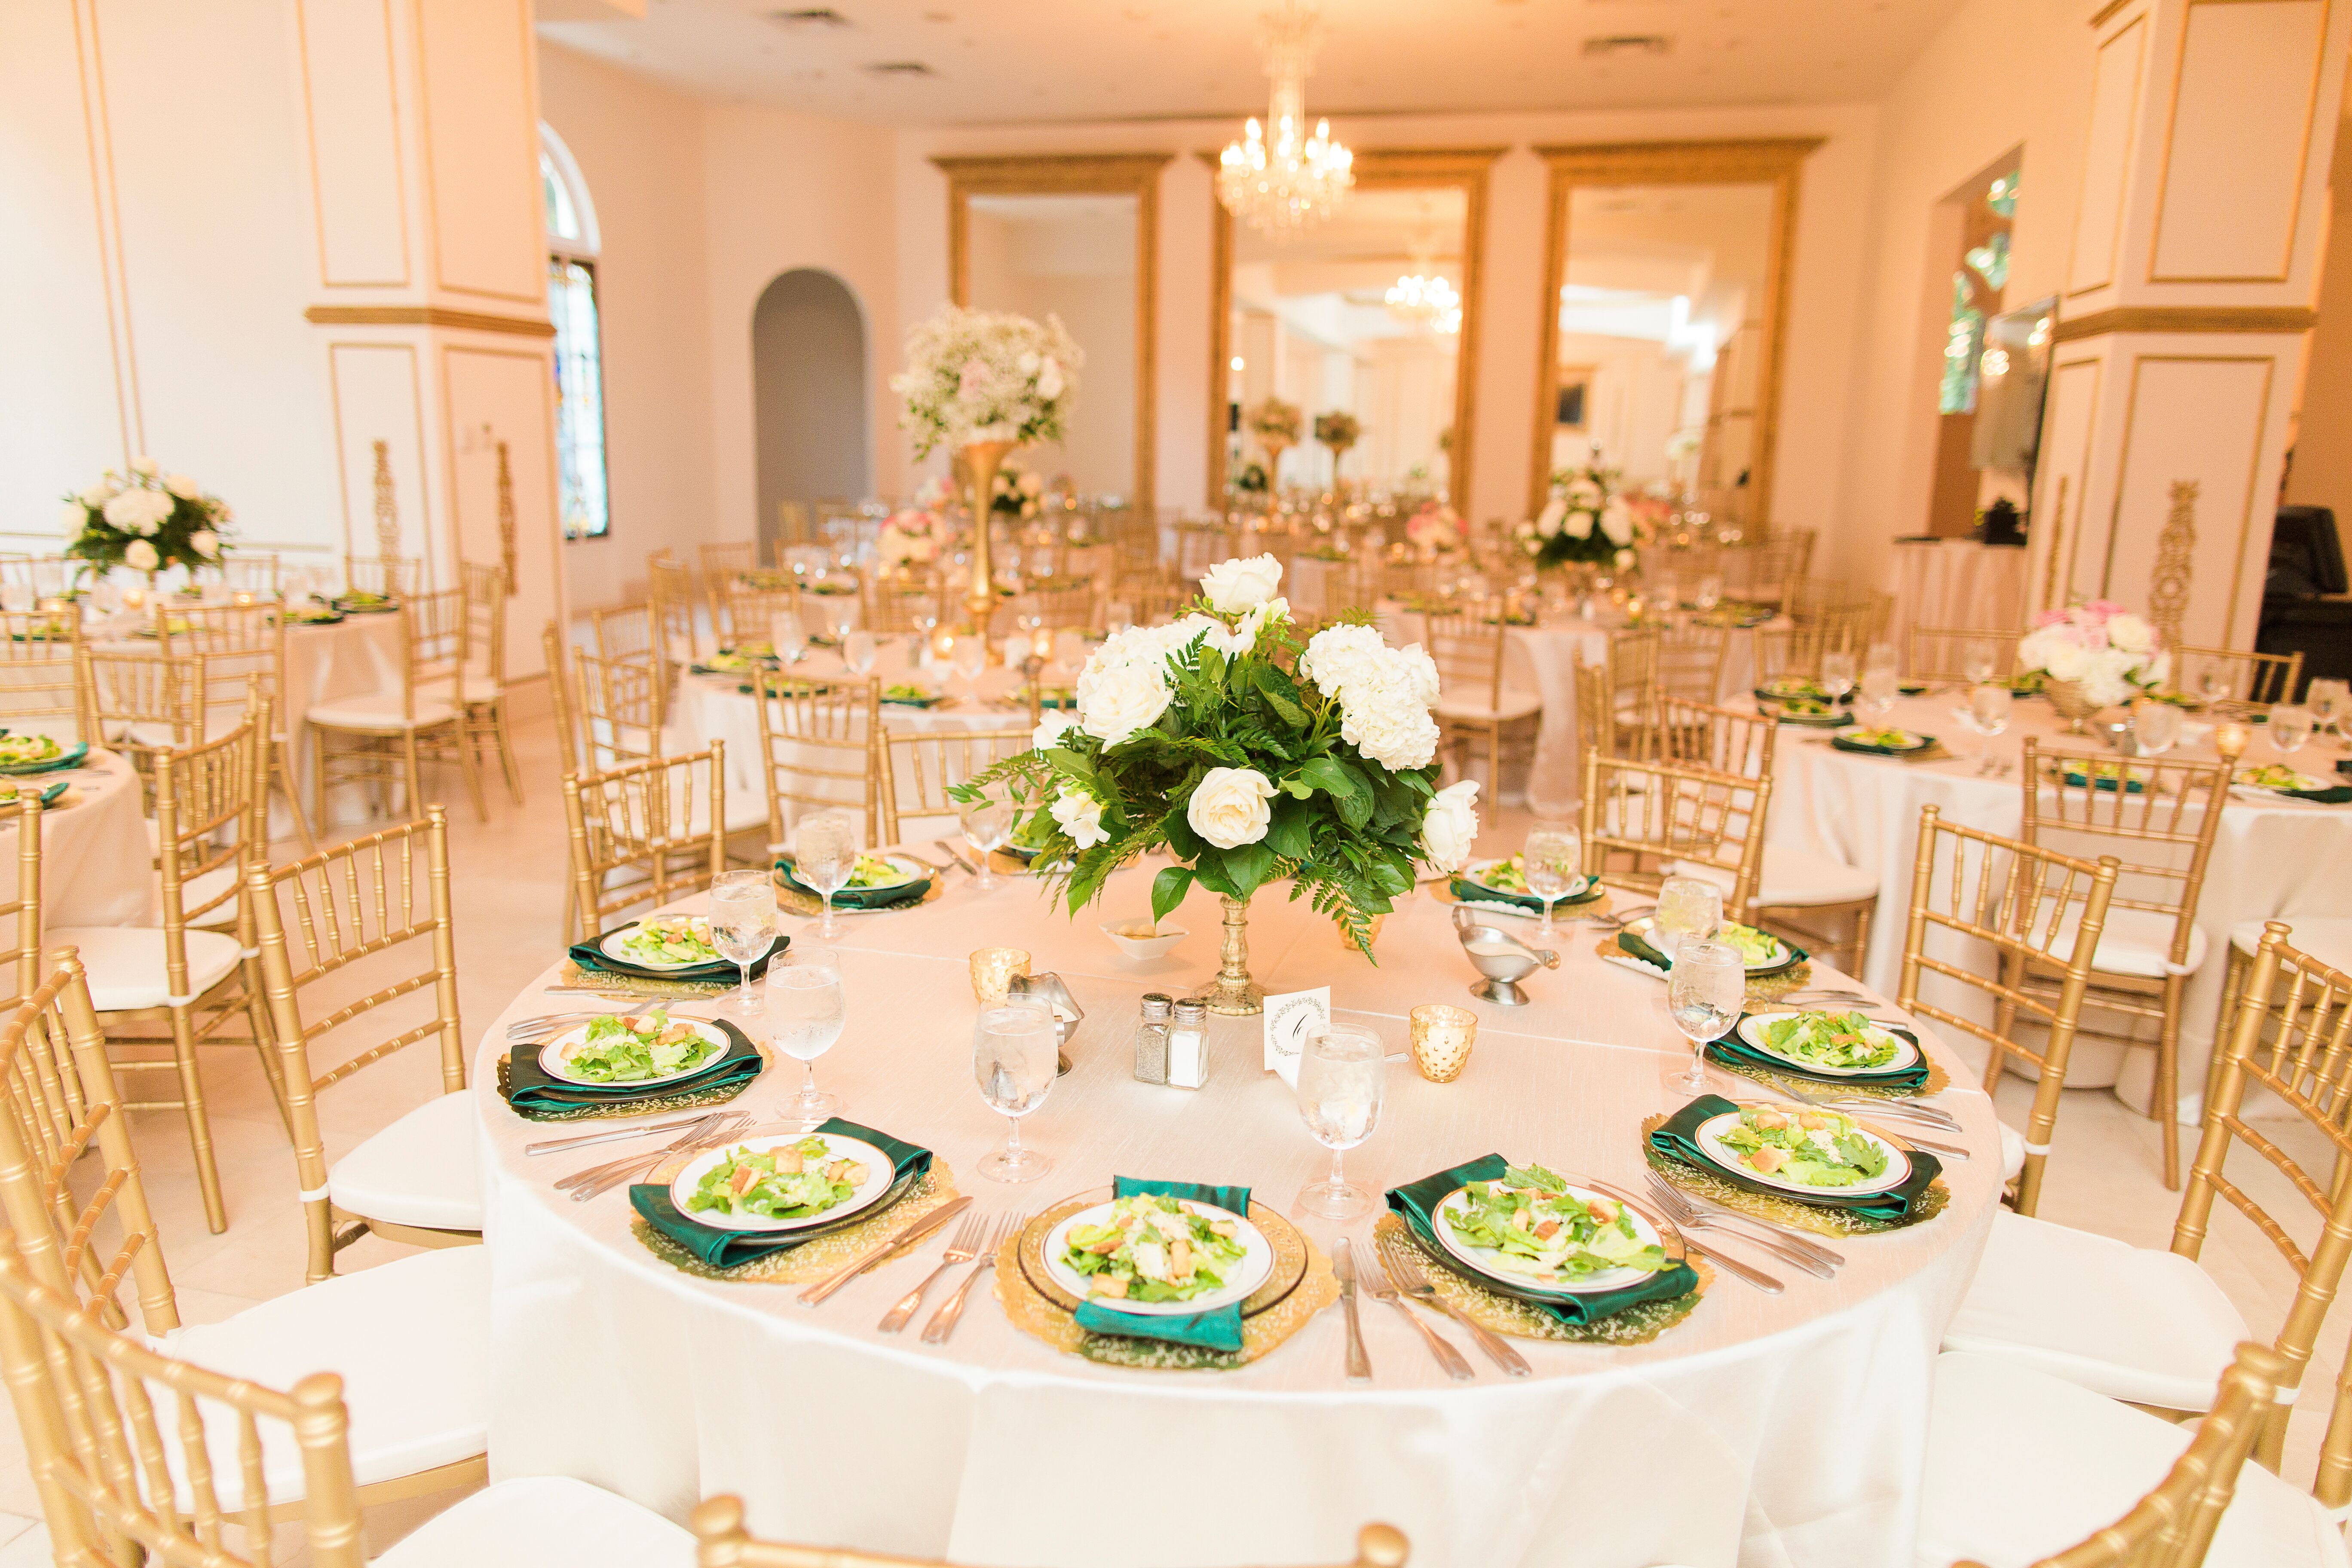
[370,440,400,558]
[2147,480,2197,652]
[495,440,518,595]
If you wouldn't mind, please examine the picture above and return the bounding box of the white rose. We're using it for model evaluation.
[124,539,159,572]
[1033,712,1077,750]
[1419,780,1480,873]
[190,530,219,560]
[1036,357,1065,400]
[1567,478,1601,505]
[1564,508,1595,540]
[1199,554,1283,613]
[1535,498,1566,539]
[58,501,85,530]
[2041,640,2092,682]
[1050,786,1109,850]
[1075,639,1175,745]
[1017,350,1041,375]
[1614,548,1635,570]
[1019,472,1043,497]
[164,473,200,500]
[1299,623,1386,697]
[1206,597,1289,657]
[129,455,158,478]
[77,484,110,508]
[2105,613,2153,653]
[101,490,145,528]
[1600,496,1634,546]
[1186,766,1276,851]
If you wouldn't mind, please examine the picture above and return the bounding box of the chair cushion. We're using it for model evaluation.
[2230,916,2352,974]
[463,674,501,705]
[1434,689,1542,722]
[2048,904,2208,980]
[1942,1211,2250,1412]
[164,1245,490,1503]
[328,1090,483,1232]
[1917,1351,2348,1568]
[47,925,243,1012]
[1753,843,1880,907]
[375,1476,695,1568]
[1998,1122,2025,1183]
[308,692,457,731]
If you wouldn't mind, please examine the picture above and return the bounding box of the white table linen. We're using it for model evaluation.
[1884,540,2030,658]
[0,747,151,938]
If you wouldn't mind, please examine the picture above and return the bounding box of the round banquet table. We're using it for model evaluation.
[1756,689,2352,1118]
[475,867,2004,1568]
[0,746,152,931]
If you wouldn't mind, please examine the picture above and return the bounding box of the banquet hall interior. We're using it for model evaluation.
[10,1,2352,1565]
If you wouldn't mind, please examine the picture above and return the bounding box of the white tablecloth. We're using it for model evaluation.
[1884,541,2030,657]
[0,747,151,942]
[477,872,2003,1568]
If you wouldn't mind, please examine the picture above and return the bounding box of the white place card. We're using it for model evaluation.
[1262,986,1331,1088]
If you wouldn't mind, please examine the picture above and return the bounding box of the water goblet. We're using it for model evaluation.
[707,868,777,1014]
[1969,683,2013,736]
[842,630,879,676]
[1857,665,1901,723]
[769,609,805,668]
[1666,939,1746,1094]
[2197,663,2233,709]
[1292,1021,1386,1222]
[974,1000,1058,1182]
[770,947,846,1127]
[1863,640,1899,680]
[792,811,858,940]
[2131,696,2183,758]
[959,789,1014,889]
[1960,639,1998,687]
[2270,704,2315,755]
[951,634,987,695]
[1651,875,1724,962]
[1820,649,1858,705]
[2307,678,2349,739]
[1522,824,1582,940]
[1695,574,1724,612]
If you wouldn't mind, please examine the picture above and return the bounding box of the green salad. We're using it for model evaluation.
[848,853,910,888]
[882,683,936,703]
[1060,1194,1249,1304]
[618,916,723,967]
[1471,854,1528,893]
[1755,1010,1899,1071]
[685,1136,870,1221]
[2242,764,2329,793]
[1760,678,1830,701]
[0,736,63,767]
[1774,696,1837,717]
[1841,726,1923,749]
[1715,1105,1890,1188]
[557,1008,723,1083]
[1442,1164,1667,1285]
[1710,923,1784,965]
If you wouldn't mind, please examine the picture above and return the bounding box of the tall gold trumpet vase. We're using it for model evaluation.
[1205,894,1265,1016]
[960,438,1015,663]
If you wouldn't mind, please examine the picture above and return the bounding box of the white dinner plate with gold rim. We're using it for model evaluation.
[599,919,727,972]
[1733,1011,1919,1078]
[668,1132,894,1234]
[537,1015,731,1089]
[1043,1198,1273,1317]
[1693,1109,1911,1197]
[1430,1178,1666,1295]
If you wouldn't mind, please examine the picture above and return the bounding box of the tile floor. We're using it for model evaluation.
[0,708,2341,1561]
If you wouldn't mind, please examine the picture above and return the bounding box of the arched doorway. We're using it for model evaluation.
[752,270,869,558]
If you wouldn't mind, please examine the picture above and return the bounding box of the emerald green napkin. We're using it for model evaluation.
[1385,1155,1699,1325]
[775,855,932,910]
[1706,1014,1929,1092]
[1447,873,1602,914]
[1616,929,1806,974]
[1650,1094,1942,1223]
[1069,1177,1250,1353]
[503,1018,763,1114]
[568,927,789,985]
[1830,732,1934,757]
[628,1118,933,1269]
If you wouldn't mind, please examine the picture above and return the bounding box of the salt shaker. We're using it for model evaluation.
[1133,993,1173,1085]
[1167,998,1210,1090]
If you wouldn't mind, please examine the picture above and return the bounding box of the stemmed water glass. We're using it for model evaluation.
[769,609,806,670]
[1856,663,1902,725]
[707,869,777,1014]
[770,946,845,1127]
[2132,696,2183,758]
[793,811,858,939]
[2307,679,2349,741]
[2271,705,2316,756]
[1666,939,1746,1094]
[842,630,879,676]
[1522,824,1582,940]
[974,999,1057,1182]
[1963,683,2013,771]
[951,634,987,698]
[1695,575,1724,612]
[1960,639,1998,687]
[1651,874,1724,961]
[959,788,1014,890]
[2197,662,2233,710]
[1820,649,1858,707]
[1292,1021,1386,1222]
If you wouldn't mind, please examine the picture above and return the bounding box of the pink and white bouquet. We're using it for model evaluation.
[2016,600,2169,709]
[890,305,1080,459]
[876,508,946,568]
[1405,502,1464,553]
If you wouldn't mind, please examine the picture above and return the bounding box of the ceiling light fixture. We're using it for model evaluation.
[1384,273,1461,335]
[1216,1,1353,242]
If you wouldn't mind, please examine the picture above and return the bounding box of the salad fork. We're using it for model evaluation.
[877,1211,987,1333]
[557,1112,746,1198]
[569,1115,753,1202]
[1374,1233,1529,1377]
[920,1210,1022,1344]
[1706,1069,1961,1133]
[1642,1175,1842,1279]
[1358,1259,1475,1380]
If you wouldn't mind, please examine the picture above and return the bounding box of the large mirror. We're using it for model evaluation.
[940,153,1168,505]
[1528,139,1820,529]
[1209,147,1501,512]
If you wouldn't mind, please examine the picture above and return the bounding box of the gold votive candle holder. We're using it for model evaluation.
[1337,912,1386,952]
[1408,1004,1478,1083]
[969,947,1031,1007]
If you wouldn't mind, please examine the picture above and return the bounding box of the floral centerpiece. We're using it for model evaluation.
[2016,600,2168,717]
[953,554,1480,1014]
[1247,396,1304,481]
[1405,501,1464,554]
[1519,456,1635,571]
[1314,409,1361,481]
[60,457,231,580]
[875,507,946,569]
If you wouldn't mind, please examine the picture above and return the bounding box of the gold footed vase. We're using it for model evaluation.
[959,438,1015,665]
[1204,894,1264,1016]
[2044,677,2096,733]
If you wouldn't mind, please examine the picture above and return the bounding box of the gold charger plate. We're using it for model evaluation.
[773,869,947,919]
[631,1162,964,1284]
[1016,1189,1309,1319]
[1639,1109,1951,1238]
[1372,1215,1711,1345]
[495,1030,769,1123]
[1592,937,1816,1005]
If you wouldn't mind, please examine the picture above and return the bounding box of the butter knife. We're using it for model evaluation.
[931,839,980,876]
[797,1195,974,1307]
[1333,1238,1371,1382]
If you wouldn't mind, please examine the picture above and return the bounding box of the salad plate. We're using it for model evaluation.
[1457,856,1601,907]
[778,851,932,909]
[0,737,87,775]
[1754,679,1847,706]
[669,1132,893,1234]
[0,780,71,808]
[537,1009,732,1088]
[2233,765,2352,804]
[334,592,400,614]
[1734,1010,1918,1077]
[1431,1165,1674,1294]
[881,683,947,708]
[1619,916,1797,974]
[1767,697,1847,727]
[1042,1194,1274,1316]
[1694,1105,1911,1197]
[1830,726,1933,756]
[600,915,727,972]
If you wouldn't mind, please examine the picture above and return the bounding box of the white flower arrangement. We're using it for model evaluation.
[1518,455,1636,570]
[875,507,946,568]
[61,459,232,578]
[2015,600,2170,709]
[1404,502,1464,553]
[1247,397,1304,445]
[889,305,1080,458]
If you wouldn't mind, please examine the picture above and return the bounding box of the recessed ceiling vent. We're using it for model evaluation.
[766,8,851,28]
[1581,34,1672,57]
[863,60,937,77]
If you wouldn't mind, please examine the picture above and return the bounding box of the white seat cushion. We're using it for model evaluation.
[1943,1210,2250,1411]
[463,674,501,704]
[164,1245,490,1502]
[1752,843,1880,907]
[1998,1121,2025,1182]
[376,1476,695,1568]
[47,925,243,1012]
[308,692,456,731]
[1917,1351,2348,1568]
[328,1090,483,1232]
[2048,903,2208,980]
[1435,689,1542,723]
[2230,916,2352,973]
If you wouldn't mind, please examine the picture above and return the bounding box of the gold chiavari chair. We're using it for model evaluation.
[563,745,729,943]
[752,674,882,852]
[2173,643,2303,707]
[0,794,43,1005]
[0,949,495,1511]
[1421,611,1540,792]
[1572,628,1660,767]
[701,539,759,586]
[75,647,204,793]
[156,597,315,849]
[458,559,525,805]
[49,703,274,1232]
[249,805,478,1283]
[1580,747,1769,914]
[879,725,1036,845]
[308,585,487,824]
[649,551,702,671]
[1021,579,1103,634]
[1120,570,1190,629]
[591,602,656,664]
[574,644,668,771]
[219,547,282,594]
[1655,621,1730,704]
[862,570,946,636]
[0,606,86,743]
[724,582,805,652]
[2012,734,2243,1188]
[1897,804,2122,1214]
[1909,626,2022,684]
[1753,623,1829,686]
[342,553,423,602]
[546,620,585,775]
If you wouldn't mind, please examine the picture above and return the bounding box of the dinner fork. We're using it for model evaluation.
[1357,1257,1474,1380]
[557,1112,747,1198]
[921,1210,1023,1344]
[877,1210,987,1333]
[1374,1232,1528,1377]
[569,1115,753,1202]
[1710,1069,1963,1133]
[1642,1175,1841,1279]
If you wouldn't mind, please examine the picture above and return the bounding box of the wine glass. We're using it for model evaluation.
[1292,1021,1386,1222]
[1651,875,1724,961]
[2197,662,2234,709]
[951,634,987,696]
[959,788,1014,890]
[1820,649,1858,705]
[1969,683,2013,737]
[1695,574,1723,612]
[2132,696,2183,758]
[974,1000,1057,1182]
[1857,665,1902,723]
[842,630,879,676]
[2270,704,2315,755]
[793,811,858,939]
[1666,939,1746,1094]
[1522,824,1582,940]
[1863,640,1899,682]
[1960,639,1998,687]
[707,869,777,1014]
[2307,678,2348,738]
[769,609,805,668]
[770,946,845,1127]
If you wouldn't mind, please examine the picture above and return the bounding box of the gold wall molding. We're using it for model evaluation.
[2149,478,2198,650]
[304,304,555,337]
[1525,138,1820,523]
[370,438,401,557]
[2066,15,2149,298]
[937,152,1171,512]
[495,439,518,595]
[292,0,412,290]
[2089,0,2134,28]
[2043,475,2070,612]
[2051,305,2318,341]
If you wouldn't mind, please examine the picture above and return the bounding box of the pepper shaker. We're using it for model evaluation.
[1133,993,1173,1085]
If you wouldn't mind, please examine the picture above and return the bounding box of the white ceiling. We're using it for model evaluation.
[537,0,1972,125]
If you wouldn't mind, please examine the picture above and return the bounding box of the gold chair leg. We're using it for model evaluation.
[447,717,490,822]
[490,699,524,805]
[401,730,425,822]
[2156,973,2184,1191]
[275,736,318,854]
[1847,899,1875,977]
[310,725,331,837]
[165,1007,229,1234]
[2206,945,2249,1126]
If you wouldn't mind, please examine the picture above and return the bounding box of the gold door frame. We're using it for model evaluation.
[1206,146,1504,514]
[937,153,1171,510]
[1526,138,1822,526]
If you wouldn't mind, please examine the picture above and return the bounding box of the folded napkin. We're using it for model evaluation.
[775,856,931,911]
[629,1117,933,1269]
[1617,929,1806,974]
[1070,1177,1251,1353]
[1386,1155,1699,1325]
[503,1017,763,1114]
[1830,733,1934,757]
[1649,1094,1942,1223]
[567,927,789,985]
[1706,1014,1929,1093]
[1447,875,1600,915]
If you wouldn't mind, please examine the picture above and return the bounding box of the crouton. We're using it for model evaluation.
[1092,1275,1130,1298]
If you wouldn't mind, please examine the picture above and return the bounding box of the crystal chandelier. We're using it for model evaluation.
[1217,2,1354,241]
[1384,272,1461,334]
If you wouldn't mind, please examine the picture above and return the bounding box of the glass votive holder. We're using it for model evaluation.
[968,946,1031,1008]
[1409,1004,1477,1083]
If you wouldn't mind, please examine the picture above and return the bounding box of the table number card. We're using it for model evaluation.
[1263,987,1331,1089]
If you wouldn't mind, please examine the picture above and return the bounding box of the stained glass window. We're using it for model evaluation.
[541,129,608,540]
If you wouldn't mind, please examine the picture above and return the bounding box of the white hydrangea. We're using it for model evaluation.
[1299,624,1389,698]
[1337,659,1441,771]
